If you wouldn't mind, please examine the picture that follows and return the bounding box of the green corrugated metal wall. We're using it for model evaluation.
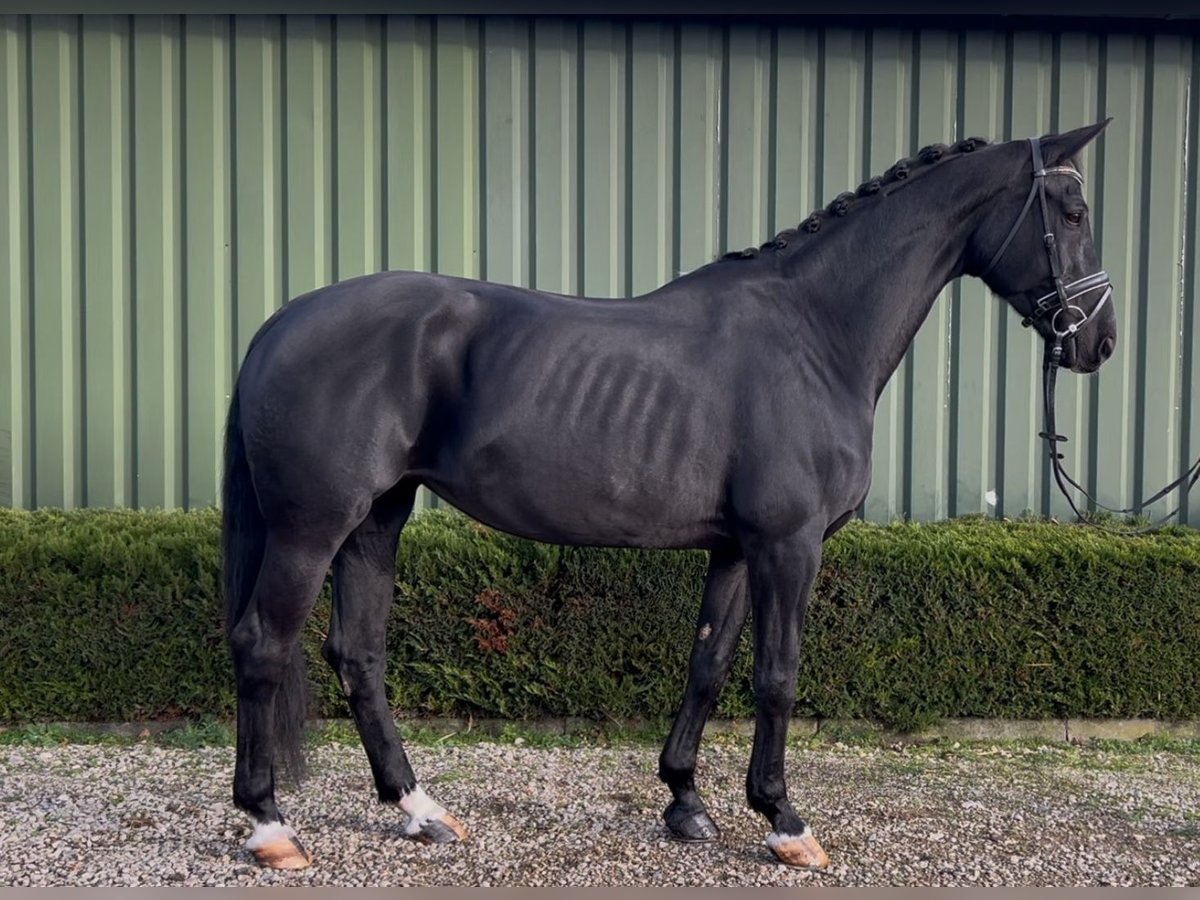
[1,14,1197,523]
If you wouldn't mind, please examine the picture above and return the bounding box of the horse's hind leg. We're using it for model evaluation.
[321,484,468,845]
[230,532,338,870]
[658,544,750,842]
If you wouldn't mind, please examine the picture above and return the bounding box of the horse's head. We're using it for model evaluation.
[973,120,1117,374]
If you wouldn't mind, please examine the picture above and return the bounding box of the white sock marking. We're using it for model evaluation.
[246,820,296,850]
[766,825,813,851]
[400,785,447,835]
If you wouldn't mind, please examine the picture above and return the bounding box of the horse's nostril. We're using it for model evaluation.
[1099,335,1116,360]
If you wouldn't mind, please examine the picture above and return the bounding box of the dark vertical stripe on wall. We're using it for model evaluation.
[123,17,136,507]
[765,28,778,236]
[279,16,289,301]
[717,26,730,253]
[992,32,1014,517]
[22,20,36,506]
[122,18,134,504]
[576,22,585,294]
[813,30,825,208]
[475,16,486,282]
[860,29,873,196]
[178,16,189,507]
[623,24,634,298]
[1133,40,1155,510]
[227,15,239,381]
[1088,33,1109,505]
[329,16,340,283]
[526,18,536,289]
[670,24,682,279]
[574,22,585,297]
[856,29,875,521]
[900,30,920,518]
[75,17,88,505]
[429,15,439,280]
[1183,41,1200,525]
[947,31,965,518]
[1050,33,1062,133]
[378,17,388,275]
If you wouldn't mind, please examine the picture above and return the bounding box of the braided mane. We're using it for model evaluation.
[721,136,991,260]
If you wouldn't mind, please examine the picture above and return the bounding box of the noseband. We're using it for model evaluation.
[980,137,1112,366]
[982,137,1199,532]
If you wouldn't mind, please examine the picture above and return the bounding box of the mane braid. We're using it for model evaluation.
[720,135,990,260]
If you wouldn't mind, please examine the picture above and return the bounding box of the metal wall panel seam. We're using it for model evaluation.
[1184,39,1199,524]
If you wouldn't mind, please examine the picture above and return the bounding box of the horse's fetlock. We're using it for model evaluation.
[746,774,788,815]
[233,780,277,818]
[657,757,696,791]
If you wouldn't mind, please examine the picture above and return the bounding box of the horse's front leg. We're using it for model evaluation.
[658,543,750,841]
[744,530,829,869]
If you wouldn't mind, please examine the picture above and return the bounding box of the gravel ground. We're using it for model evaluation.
[2,737,1199,886]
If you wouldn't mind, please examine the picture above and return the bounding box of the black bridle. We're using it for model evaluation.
[984,137,1200,532]
[980,137,1114,356]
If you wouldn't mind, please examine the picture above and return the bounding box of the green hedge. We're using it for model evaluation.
[2,507,1199,731]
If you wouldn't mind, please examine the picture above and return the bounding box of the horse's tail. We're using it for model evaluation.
[222,380,308,784]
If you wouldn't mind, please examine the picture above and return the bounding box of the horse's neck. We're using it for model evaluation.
[781,162,1000,403]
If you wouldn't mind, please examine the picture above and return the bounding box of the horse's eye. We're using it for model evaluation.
[1065,211,1084,226]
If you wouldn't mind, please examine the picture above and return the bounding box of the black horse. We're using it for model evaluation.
[223,121,1117,870]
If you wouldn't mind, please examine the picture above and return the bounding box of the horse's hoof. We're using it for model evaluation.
[409,811,469,845]
[247,823,312,870]
[767,828,829,869]
[664,801,720,843]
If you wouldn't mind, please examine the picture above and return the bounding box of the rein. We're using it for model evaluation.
[1040,347,1200,533]
[986,137,1200,533]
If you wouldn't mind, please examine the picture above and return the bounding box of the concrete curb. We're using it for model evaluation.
[8,716,1200,743]
[399,716,1200,743]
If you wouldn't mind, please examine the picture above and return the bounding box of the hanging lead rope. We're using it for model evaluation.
[1040,344,1200,534]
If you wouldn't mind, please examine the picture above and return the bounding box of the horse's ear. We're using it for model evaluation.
[1041,118,1113,166]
